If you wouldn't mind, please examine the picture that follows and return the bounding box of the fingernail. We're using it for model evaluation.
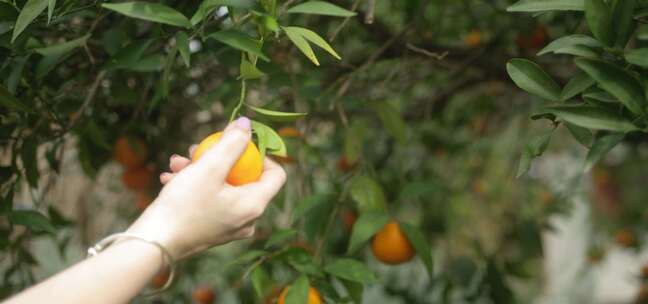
[235,116,251,131]
[170,154,180,160]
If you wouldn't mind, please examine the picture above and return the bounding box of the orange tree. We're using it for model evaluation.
[1,0,645,303]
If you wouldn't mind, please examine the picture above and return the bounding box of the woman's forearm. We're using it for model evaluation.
[6,239,164,304]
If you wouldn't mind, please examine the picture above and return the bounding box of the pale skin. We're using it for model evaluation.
[5,117,287,304]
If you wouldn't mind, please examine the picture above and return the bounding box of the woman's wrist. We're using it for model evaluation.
[125,202,186,259]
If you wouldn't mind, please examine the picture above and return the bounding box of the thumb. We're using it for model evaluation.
[198,117,252,180]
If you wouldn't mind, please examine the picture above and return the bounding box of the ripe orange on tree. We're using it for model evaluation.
[372,220,415,264]
[135,191,153,212]
[464,30,482,47]
[192,131,263,186]
[336,156,356,173]
[121,166,153,190]
[192,286,216,304]
[113,136,148,168]
[371,220,415,264]
[340,207,357,231]
[615,229,636,248]
[516,25,548,50]
[277,286,322,304]
[277,126,303,138]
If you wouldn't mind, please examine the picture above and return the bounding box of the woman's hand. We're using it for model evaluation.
[126,117,287,259]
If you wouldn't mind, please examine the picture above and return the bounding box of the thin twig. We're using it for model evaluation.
[68,70,105,129]
[364,0,375,24]
[406,43,449,60]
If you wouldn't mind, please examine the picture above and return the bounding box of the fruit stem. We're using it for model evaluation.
[229,79,247,123]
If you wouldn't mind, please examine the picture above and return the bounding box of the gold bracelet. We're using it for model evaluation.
[87,232,176,296]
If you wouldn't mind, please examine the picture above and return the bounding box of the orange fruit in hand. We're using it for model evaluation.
[122,166,153,190]
[278,286,322,304]
[192,286,216,304]
[113,136,148,168]
[192,132,263,186]
[371,221,415,264]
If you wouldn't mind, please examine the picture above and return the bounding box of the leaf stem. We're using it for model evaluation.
[229,79,247,123]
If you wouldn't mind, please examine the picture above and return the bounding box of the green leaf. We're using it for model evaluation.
[33,34,90,57]
[264,228,297,248]
[0,85,31,112]
[585,0,614,46]
[9,210,56,233]
[583,133,625,172]
[507,0,584,12]
[101,2,191,28]
[507,58,561,101]
[248,105,306,122]
[283,26,318,65]
[285,275,309,304]
[129,54,165,72]
[240,59,265,80]
[625,48,648,68]
[250,266,272,300]
[12,0,48,43]
[611,0,636,47]
[21,136,39,188]
[282,26,340,66]
[347,210,389,254]
[225,250,267,268]
[516,128,555,178]
[370,101,407,143]
[340,279,363,304]
[175,31,190,67]
[292,193,330,221]
[47,0,55,24]
[206,30,269,61]
[160,47,178,100]
[400,223,433,279]
[349,176,387,212]
[6,55,27,93]
[279,247,323,277]
[104,40,152,70]
[344,119,366,164]
[287,1,357,17]
[251,120,287,157]
[538,34,602,56]
[565,122,594,147]
[553,44,600,58]
[324,258,376,283]
[286,26,340,59]
[561,72,595,101]
[575,57,646,115]
[190,0,255,26]
[547,105,639,132]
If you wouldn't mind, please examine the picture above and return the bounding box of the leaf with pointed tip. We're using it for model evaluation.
[102,2,191,28]
[575,57,646,115]
[538,34,602,56]
[507,0,583,12]
[34,34,90,57]
[547,105,639,132]
[507,58,561,101]
[561,72,595,101]
[583,133,625,172]
[347,210,389,254]
[175,31,190,67]
[12,0,48,42]
[585,0,614,46]
[287,1,357,17]
[247,105,306,121]
[206,30,269,61]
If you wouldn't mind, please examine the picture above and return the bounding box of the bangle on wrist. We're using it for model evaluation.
[87,232,176,296]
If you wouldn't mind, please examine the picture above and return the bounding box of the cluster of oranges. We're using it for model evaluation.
[113,136,154,212]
